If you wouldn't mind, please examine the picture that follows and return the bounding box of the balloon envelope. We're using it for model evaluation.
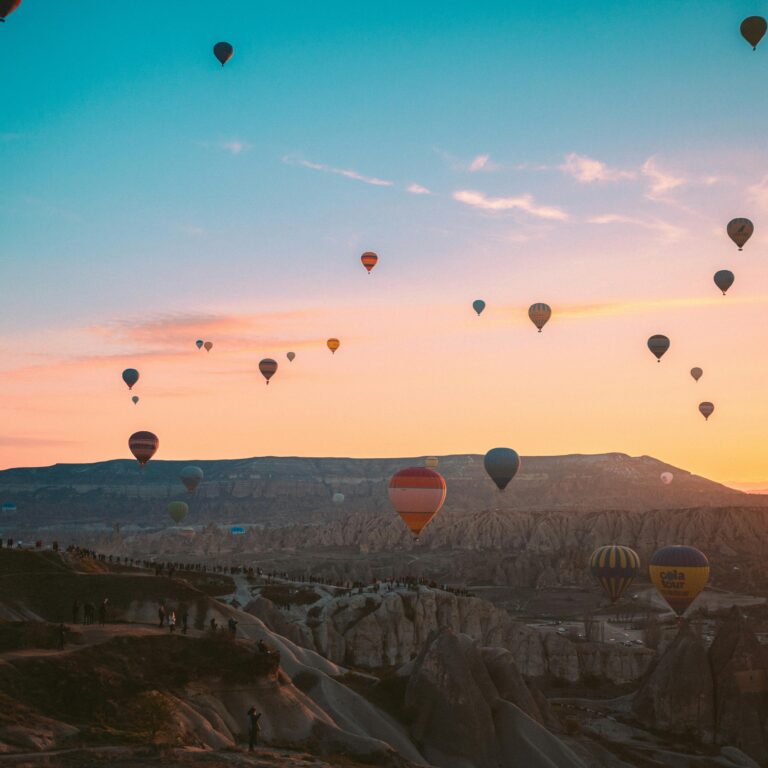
[213,41,234,66]
[332,492,345,504]
[741,16,767,49]
[0,1,21,21]
[196,340,204,349]
[714,270,734,295]
[388,467,446,538]
[649,545,709,616]
[590,545,641,603]
[180,465,204,493]
[132,396,139,405]
[327,338,340,354]
[699,402,715,420]
[122,368,139,390]
[483,448,521,490]
[727,218,754,250]
[1,502,17,513]
[690,367,703,382]
[528,303,551,332]
[204,341,213,352]
[129,431,158,466]
[287,352,295,362]
[647,335,670,361]
[660,472,673,485]
[472,299,486,316]
[425,457,439,468]
[361,251,378,273]
[259,358,278,384]
[230,526,246,535]
[167,501,189,524]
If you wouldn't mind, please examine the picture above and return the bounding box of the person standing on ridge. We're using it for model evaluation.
[246,706,261,751]
[158,604,166,628]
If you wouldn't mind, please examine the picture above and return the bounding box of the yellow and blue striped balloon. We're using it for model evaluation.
[590,545,641,603]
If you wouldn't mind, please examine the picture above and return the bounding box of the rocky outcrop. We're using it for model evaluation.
[405,631,585,768]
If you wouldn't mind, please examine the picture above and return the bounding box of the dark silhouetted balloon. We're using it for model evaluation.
[287,351,295,362]
[196,340,204,349]
[213,42,234,66]
[327,338,340,354]
[388,467,446,539]
[741,16,767,49]
[590,545,641,603]
[483,448,521,490]
[204,341,213,352]
[129,431,158,466]
[473,299,486,316]
[0,1,21,22]
[528,303,551,332]
[132,395,139,405]
[122,368,139,390]
[647,335,670,362]
[167,501,189,524]
[361,252,378,274]
[714,270,734,295]
[727,218,754,250]
[690,367,703,382]
[699,402,714,421]
[649,545,709,616]
[259,358,278,385]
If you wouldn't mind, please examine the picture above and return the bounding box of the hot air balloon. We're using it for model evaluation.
[361,251,378,274]
[332,492,345,504]
[196,340,204,350]
[204,341,213,352]
[213,42,234,66]
[727,218,754,250]
[647,335,670,362]
[259,358,278,385]
[483,448,521,490]
[327,338,340,354]
[589,545,641,603]
[699,402,715,421]
[649,545,709,616]
[741,16,767,49]
[167,501,189,524]
[661,472,673,485]
[132,396,139,405]
[425,457,439,468]
[129,431,158,467]
[1,502,17,513]
[230,526,246,535]
[0,1,21,22]
[180,466,204,493]
[472,300,486,316]
[122,368,139,390]
[388,467,446,539]
[690,367,703,382]
[714,270,734,295]
[528,303,551,332]
[287,352,296,362]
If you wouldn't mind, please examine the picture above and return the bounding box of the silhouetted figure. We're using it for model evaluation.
[228,617,238,638]
[158,605,166,628]
[179,603,189,634]
[209,617,217,632]
[246,706,261,751]
[72,600,80,625]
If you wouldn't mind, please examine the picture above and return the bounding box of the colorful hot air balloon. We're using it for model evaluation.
[287,351,296,362]
[425,457,439,468]
[483,448,521,490]
[361,251,378,274]
[327,338,340,354]
[132,396,139,405]
[661,472,673,485]
[0,1,21,22]
[1,502,17,513]
[213,42,234,66]
[388,467,446,539]
[690,367,703,382]
[332,492,345,504]
[649,545,709,616]
[259,358,278,385]
[699,402,715,421]
[528,303,551,332]
[196,340,204,350]
[122,368,139,390]
[204,341,213,352]
[180,466,204,493]
[647,335,670,362]
[741,16,767,50]
[129,431,158,467]
[472,300,486,316]
[714,270,734,295]
[589,545,641,603]
[167,501,189,524]
[727,218,754,250]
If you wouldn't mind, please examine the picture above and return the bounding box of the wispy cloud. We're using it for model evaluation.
[406,183,431,195]
[641,156,686,199]
[586,213,686,241]
[283,155,393,187]
[434,147,500,173]
[452,189,568,220]
[468,154,499,172]
[219,139,251,155]
[559,153,635,183]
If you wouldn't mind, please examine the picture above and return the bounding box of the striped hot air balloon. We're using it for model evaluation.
[528,303,551,332]
[388,467,446,539]
[647,334,670,362]
[0,1,22,22]
[727,218,754,250]
[649,545,709,616]
[327,338,340,354]
[361,251,378,274]
[128,431,158,467]
[589,545,641,603]
[259,358,278,385]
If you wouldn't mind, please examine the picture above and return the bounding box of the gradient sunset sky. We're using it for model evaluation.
[2,1,768,486]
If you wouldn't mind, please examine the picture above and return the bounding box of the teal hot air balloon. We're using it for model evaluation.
[590,545,641,603]
[472,300,486,316]
[180,466,204,493]
[122,368,139,390]
[647,335,670,362]
[196,340,204,350]
[714,270,734,295]
[483,448,521,490]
